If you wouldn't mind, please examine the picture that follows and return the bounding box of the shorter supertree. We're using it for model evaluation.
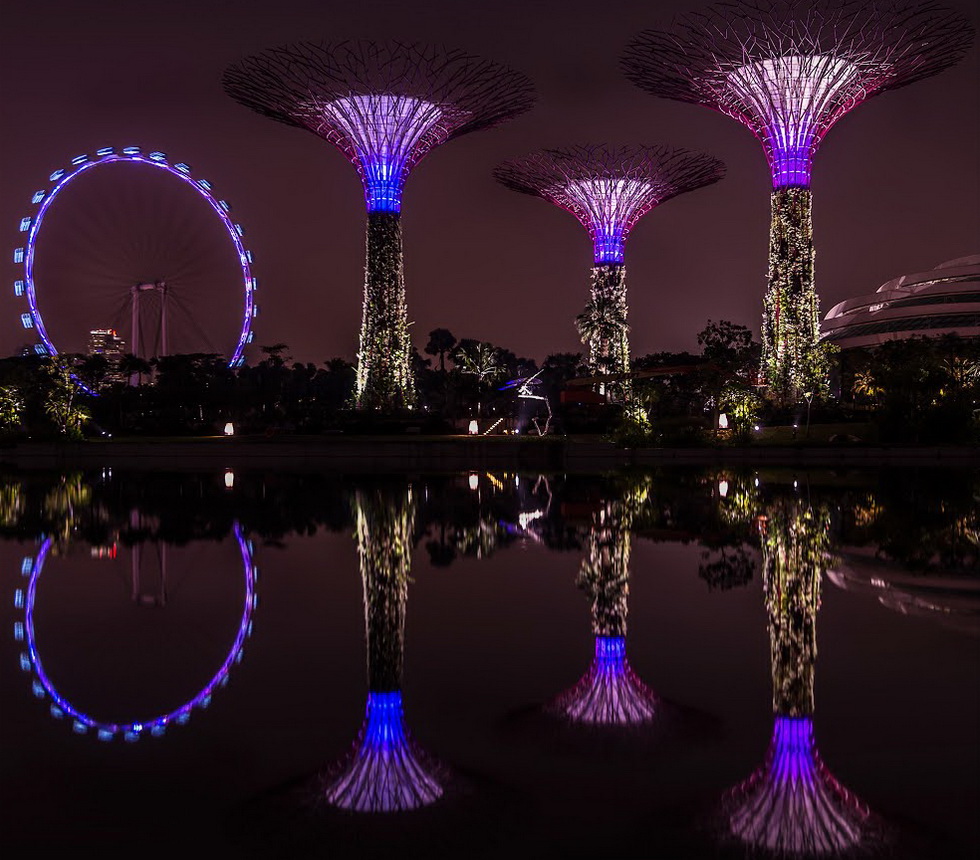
[550,476,659,724]
[494,146,724,425]
[723,496,877,856]
[322,483,442,812]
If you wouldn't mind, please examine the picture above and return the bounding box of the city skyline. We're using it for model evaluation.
[1,0,977,367]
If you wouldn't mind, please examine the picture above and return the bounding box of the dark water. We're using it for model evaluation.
[1,466,977,859]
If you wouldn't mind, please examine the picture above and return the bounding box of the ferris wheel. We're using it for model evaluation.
[13,146,257,366]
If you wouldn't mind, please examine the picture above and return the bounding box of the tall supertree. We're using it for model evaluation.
[494,146,724,424]
[321,482,442,812]
[623,0,974,403]
[722,495,878,855]
[223,42,535,410]
[549,476,660,724]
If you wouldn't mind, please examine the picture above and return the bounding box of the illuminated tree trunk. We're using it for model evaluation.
[761,498,826,716]
[761,188,821,404]
[583,264,647,425]
[355,484,415,691]
[355,212,416,411]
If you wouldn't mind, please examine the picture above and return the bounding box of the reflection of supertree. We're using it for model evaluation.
[623,1,973,400]
[323,483,442,812]
[224,42,534,410]
[723,496,876,856]
[494,146,723,421]
[551,477,659,724]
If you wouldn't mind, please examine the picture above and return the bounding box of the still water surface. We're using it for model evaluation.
[2,466,977,858]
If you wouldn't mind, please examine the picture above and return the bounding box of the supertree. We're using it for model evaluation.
[549,475,660,724]
[722,495,878,856]
[321,482,442,812]
[494,146,724,424]
[223,42,535,410]
[622,0,974,403]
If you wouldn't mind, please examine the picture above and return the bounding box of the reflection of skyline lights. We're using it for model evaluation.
[726,55,860,187]
[314,94,450,212]
[16,526,256,741]
[324,689,443,812]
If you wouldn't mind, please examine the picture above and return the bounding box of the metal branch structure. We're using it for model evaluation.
[494,146,724,423]
[623,0,974,402]
[550,477,660,724]
[322,483,442,812]
[723,497,876,855]
[224,41,535,410]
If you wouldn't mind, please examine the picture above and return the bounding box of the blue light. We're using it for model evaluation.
[31,190,45,204]
[19,653,31,671]
[770,715,817,785]
[19,217,31,232]
[122,146,141,155]
[13,621,24,640]
[21,313,34,329]
[71,154,88,165]
[34,344,48,355]
[32,680,45,698]
[219,200,230,212]
[198,179,212,190]
[49,169,65,181]
[14,280,25,296]
[15,590,25,608]
[594,635,627,671]
[174,162,190,173]
[21,557,33,574]
[97,729,114,742]
[72,720,88,734]
[362,690,408,752]
[95,147,115,156]
[14,247,24,263]
[148,151,167,161]
[234,223,244,236]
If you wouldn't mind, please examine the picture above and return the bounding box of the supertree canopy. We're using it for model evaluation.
[550,476,660,724]
[723,495,877,856]
[223,41,535,410]
[321,483,442,812]
[622,0,974,402]
[494,146,724,423]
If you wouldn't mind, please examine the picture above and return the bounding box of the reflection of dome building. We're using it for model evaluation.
[822,256,980,350]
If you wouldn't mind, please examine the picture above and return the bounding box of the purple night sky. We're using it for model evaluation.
[1,0,977,367]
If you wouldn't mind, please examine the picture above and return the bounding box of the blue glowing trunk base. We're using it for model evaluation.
[323,690,442,812]
[550,636,659,725]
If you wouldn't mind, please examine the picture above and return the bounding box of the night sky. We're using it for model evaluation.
[2,0,977,367]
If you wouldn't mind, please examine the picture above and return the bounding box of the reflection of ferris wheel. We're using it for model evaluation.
[13,525,257,741]
[14,146,257,366]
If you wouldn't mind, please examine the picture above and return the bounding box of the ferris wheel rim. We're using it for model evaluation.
[14,523,257,741]
[14,146,256,367]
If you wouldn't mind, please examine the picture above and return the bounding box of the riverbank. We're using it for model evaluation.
[2,434,979,471]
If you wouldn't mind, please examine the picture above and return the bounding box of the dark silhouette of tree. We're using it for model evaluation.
[424,328,457,373]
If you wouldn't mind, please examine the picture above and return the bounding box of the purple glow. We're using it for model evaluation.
[726,55,862,187]
[17,525,256,740]
[727,715,872,854]
[324,689,443,812]
[18,147,255,366]
[550,635,658,725]
[314,94,453,212]
[553,178,667,263]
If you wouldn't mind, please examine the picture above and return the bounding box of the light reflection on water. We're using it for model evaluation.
[1,466,977,858]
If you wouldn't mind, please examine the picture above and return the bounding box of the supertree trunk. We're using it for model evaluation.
[761,188,821,404]
[761,497,827,716]
[355,212,416,411]
[324,483,442,812]
[586,263,647,425]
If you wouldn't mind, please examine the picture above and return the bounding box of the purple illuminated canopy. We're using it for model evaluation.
[622,0,975,188]
[223,41,535,212]
[494,145,725,263]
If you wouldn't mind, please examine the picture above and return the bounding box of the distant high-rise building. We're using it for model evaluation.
[87,329,125,360]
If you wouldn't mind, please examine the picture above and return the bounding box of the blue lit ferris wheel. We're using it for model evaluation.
[13,146,257,366]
